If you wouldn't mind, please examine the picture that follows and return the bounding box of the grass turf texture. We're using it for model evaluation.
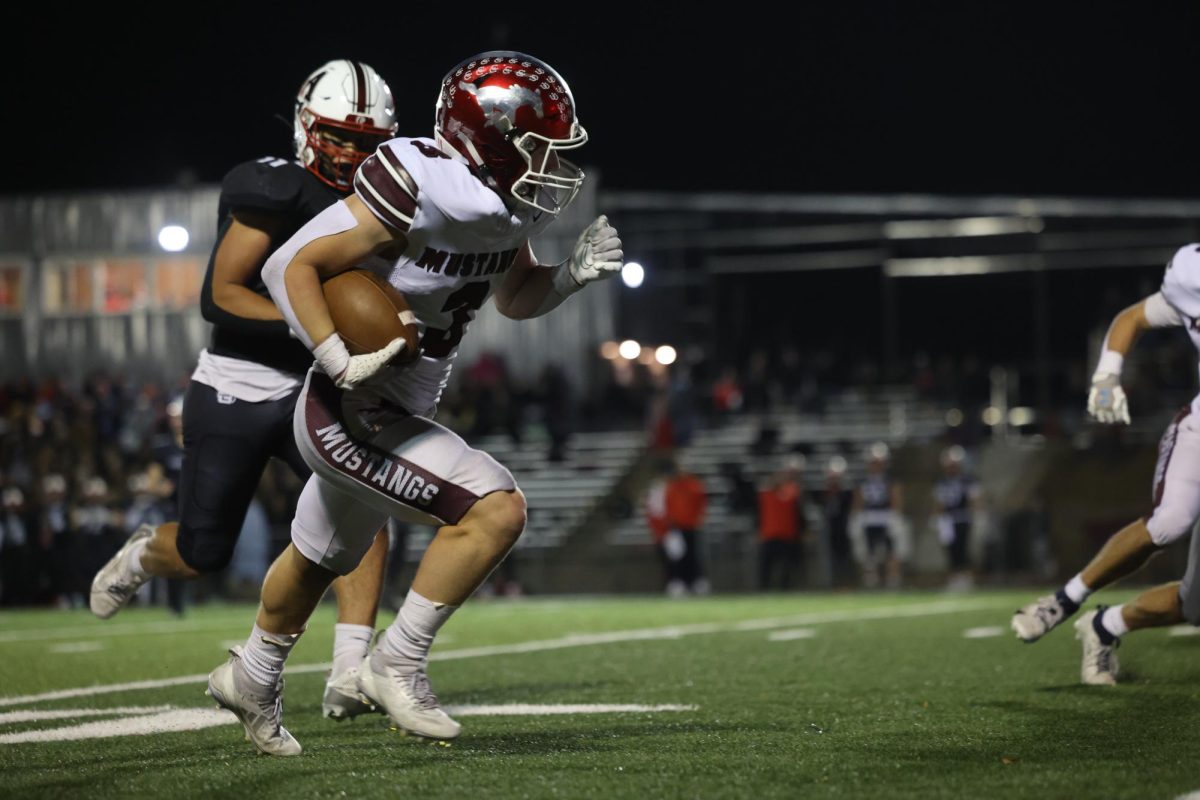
[0,590,1196,799]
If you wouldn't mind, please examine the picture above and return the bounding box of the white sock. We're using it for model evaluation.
[128,539,150,580]
[332,623,375,676]
[1064,574,1091,605]
[239,624,300,688]
[1101,605,1129,638]
[375,590,457,674]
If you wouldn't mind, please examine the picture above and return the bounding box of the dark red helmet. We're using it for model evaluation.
[435,51,587,215]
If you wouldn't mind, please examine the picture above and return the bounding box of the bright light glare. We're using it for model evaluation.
[621,262,644,288]
[618,339,641,360]
[158,225,189,252]
[599,341,620,360]
[655,345,677,365]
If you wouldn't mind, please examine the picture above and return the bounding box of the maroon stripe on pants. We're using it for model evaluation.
[1152,405,1192,511]
[304,373,479,525]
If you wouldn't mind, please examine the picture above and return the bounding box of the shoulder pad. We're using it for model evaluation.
[354,141,420,232]
[1162,243,1200,319]
[220,157,306,213]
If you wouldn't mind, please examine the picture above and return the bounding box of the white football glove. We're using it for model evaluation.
[1087,373,1130,425]
[553,215,623,296]
[313,333,406,391]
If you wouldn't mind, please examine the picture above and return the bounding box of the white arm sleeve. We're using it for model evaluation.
[1144,291,1185,329]
[261,200,359,350]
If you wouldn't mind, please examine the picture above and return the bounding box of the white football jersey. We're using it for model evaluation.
[1158,244,1200,410]
[351,137,557,415]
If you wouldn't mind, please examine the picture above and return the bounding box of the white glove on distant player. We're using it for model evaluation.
[1087,373,1130,424]
[313,333,405,391]
[553,215,623,297]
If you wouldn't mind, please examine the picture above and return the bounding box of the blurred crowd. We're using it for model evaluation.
[0,373,303,607]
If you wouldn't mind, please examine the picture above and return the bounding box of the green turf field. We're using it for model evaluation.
[0,590,1196,799]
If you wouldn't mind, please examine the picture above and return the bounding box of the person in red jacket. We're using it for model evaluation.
[758,456,807,590]
[646,457,709,596]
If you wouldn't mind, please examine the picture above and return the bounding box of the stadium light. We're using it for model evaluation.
[945,408,964,427]
[618,339,641,360]
[599,341,621,360]
[1008,407,1036,426]
[158,225,189,252]
[621,262,644,288]
[655,345,677,365]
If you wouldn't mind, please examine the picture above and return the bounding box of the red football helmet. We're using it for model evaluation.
[435,51,587,215]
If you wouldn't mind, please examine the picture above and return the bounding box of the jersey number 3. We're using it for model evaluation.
[421,282,489,358]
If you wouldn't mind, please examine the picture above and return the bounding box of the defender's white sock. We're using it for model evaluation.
[332,623,375,676]
[128,539,151,580]
[240,624,300,688]
[1064,574,1091,605]
[1100,605,1130,638]
[374,590,457,674]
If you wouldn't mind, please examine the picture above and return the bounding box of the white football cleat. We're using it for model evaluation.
[322,662,377,721]
[357,652,461,740]
[1011,592,1071,642]
[1075,610,1120,686]
[206,647,302,756]
[89,524,153,619]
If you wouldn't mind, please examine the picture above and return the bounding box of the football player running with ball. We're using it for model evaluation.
[205,51,623,755]
[1012,244,1200,685]
[90,61,398,720]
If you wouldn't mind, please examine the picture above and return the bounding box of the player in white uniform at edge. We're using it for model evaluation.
[1012,244,1200,685]
[90,61,397,720]
[204,51,624,755]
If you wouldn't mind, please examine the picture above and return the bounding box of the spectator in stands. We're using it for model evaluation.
[757,455,808,590]
[0,487,36,605]
[817,456,855,588]
[39,473,79,607]
[933,445,982,591]
[540,363,573,463]
[74,477,121,593]
[851,443,905,588]
[711,367,743,420]
[645,457,710,596]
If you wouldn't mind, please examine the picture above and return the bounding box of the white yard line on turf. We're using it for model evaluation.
[1168,625,1200,637]
[0,618,248,644]
[962,626,1005,639]
[0,704,698,744]
[0,598,1010,709]
[768,628,817,642]
[48,642,105,654]
[0,705,172,724]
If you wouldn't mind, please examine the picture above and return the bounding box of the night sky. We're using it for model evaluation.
[13,3,1200,197]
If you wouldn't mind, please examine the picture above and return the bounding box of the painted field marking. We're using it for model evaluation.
[768,628,817,642]
[0,705,172,725]
[48,642,104,654]
[0,704,698,745]
[0,618,248,644]
[1168,625,1200,637]
[0,598,1011,708]
[963,626,1005,639]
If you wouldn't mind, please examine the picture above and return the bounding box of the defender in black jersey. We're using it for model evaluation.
[90,60,398,721]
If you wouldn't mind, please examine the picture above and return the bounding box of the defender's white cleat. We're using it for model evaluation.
[322,662,377,721]
[89,524,153,619]
[357,652,461,740]
[1075,610,1119,686]
[206,647,302,756]
[1011,592,1071,642]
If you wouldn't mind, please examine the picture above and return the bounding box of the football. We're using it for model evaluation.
[322,268,420,359]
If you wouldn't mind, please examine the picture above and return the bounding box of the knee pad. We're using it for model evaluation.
[175,523,237,574]
[1146,509,1194,546]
